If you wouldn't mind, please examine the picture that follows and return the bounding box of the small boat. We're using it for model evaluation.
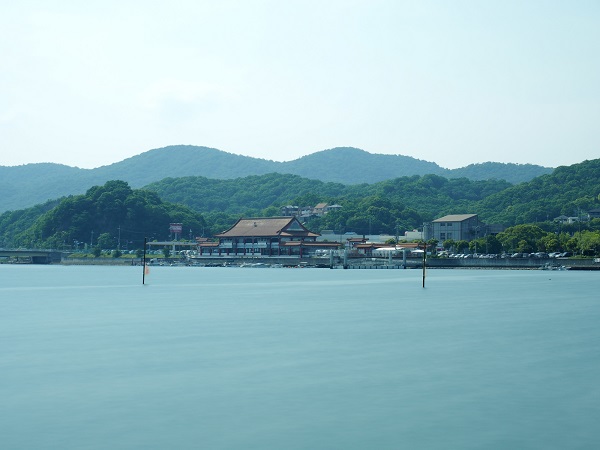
[540,263,570,271]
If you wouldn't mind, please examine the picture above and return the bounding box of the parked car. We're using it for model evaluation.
[531,252,549,258]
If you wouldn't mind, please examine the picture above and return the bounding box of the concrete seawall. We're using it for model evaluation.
[58,255,600,270]
[61,258,138,266]
[422,257,599,270]
[358,257,599,270]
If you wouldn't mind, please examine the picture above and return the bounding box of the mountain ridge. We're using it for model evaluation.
[0,145,553,213]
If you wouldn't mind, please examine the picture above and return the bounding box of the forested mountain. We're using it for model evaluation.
[144,174,354,215]
[0,174,512,247]
[0,163,94,213]
[280,148,552,184]
[0,180,205,249]
[98,157,600,236]
[0,145,552,212]
[448,162,553,184]
[1,158,598,249]
[145,173,512,236]
[281,147,445,183]
[474,158,600,226]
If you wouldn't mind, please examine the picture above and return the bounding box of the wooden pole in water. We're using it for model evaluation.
[142,237,147,285]
[422,243,427,288]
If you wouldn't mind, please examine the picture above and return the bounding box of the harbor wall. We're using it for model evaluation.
[52,255,600,270]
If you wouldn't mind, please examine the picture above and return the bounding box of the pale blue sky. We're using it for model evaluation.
[1,0,598,169]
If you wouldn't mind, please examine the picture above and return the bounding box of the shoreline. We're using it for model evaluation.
[33,256,600,270]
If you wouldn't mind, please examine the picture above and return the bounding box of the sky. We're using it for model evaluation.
[1,1,599,170]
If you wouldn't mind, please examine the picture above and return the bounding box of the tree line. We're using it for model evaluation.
[0,180,206,251]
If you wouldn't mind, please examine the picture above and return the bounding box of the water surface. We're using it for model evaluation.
[1,265,599,449]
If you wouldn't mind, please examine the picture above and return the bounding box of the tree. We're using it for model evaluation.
[516,239,534,253]
[97,232,113,249]
[112,249,122,258]
[92,246,102,258]
[538,234,560,252]
[162,247,171,258]
[497,224,547,253]
[574,230,600,256]
[427,238,439,254]
[0,180,208,250]
[469,237,486,254]
[443,239,456,252]
[484,234,503,254]
[455,240,469,253]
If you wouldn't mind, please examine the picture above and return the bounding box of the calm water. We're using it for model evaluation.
[1,265,599,449]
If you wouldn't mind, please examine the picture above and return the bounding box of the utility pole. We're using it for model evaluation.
[118,225,121,250]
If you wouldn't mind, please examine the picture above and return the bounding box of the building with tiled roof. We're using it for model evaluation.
[313,203,328,215]
[211,217,339,257]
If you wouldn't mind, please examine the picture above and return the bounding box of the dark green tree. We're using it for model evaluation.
[456,240,469,253]
[497,224,547,253]
[443,239,456,252]
[97,232,114,250]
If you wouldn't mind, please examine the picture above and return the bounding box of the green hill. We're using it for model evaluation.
[0,145,552,212]
[448,162,553,184]
[0,180,206,250]
[144,172,513,235]
[475,159,600,226]
[2,159,598,249]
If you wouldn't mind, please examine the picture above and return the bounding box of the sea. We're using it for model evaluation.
[1,265,599,450]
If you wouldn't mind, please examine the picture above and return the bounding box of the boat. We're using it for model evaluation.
[540,263,570,271]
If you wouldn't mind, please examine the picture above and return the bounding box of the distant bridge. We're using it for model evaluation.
[0,249,63,264]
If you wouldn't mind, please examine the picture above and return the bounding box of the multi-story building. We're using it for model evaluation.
[427,214,481,242]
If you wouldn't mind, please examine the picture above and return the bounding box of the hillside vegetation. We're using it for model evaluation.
[0,180,205,249]
[0,145,552,212]
[145,173,512,235]
[475,159,600,225]
[1,158,597,251]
